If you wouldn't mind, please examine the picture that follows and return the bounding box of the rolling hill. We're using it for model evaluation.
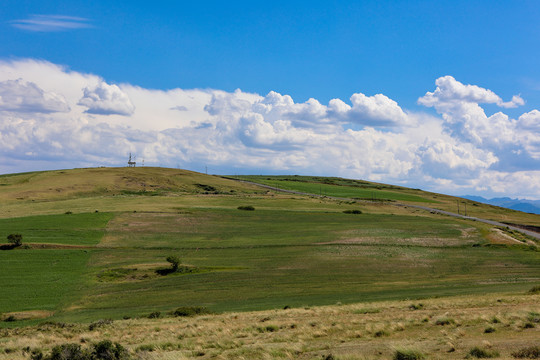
[0,167,538,359]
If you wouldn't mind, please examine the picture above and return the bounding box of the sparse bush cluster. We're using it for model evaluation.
[512,346,540,359]
[30,340,130,360]
[172,306,210,317]
[237,205,255,211]
[343,209,362,214]
[434,317,454,326]
[194,183,218,194]
[88,319,113,331]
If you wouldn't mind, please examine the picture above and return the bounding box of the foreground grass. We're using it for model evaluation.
[0,293,538,359]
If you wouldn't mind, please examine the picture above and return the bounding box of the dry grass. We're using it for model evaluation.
[1,293,538,360]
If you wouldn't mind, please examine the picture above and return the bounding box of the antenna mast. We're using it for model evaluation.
[128,153,136,167]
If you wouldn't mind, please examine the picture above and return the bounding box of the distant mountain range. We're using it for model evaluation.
[462,196,540,215]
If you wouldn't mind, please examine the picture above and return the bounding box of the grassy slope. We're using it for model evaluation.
[0,167,538,329]
[234,175,540,227]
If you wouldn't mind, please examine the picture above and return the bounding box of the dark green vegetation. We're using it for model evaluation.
[0,167,538,327]
[30,340,129,360]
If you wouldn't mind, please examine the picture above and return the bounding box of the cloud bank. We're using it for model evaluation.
[0,59,538,199]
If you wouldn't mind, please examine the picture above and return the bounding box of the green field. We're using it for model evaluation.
[0,168,538,328]
[233,175,435,202]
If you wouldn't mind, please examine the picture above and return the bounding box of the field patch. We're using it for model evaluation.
[0,249,91,314]
[0,212,113,246]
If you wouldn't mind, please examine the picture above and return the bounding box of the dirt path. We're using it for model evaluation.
[232,178,540,241]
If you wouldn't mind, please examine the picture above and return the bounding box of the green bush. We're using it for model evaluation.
[166,256,180,271]
[466,347,499,358]
[135,344,155,352]
[394,349,425,360]
[512,346,540,359]
[343,209,362,214]
[528,285,540,294]
[147,311,161,319]
[172,306,209,317]
[7,233,22,247]
[237,205,255,211]
[32,341,130,360]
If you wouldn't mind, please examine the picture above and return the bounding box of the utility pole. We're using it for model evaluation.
[464,202,467,216]
[457,200,460,215]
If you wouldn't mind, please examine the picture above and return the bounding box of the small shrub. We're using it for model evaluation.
[136,344,155,352]
[166,256,180,272]
[237,205,255,211]
[88,319,113,331]
[65,211,73,215]
[512,345,540,359]
[30,349,44,360]
[4,315,16,322]
[343,209,362,214]
[484,326,496,333]
[528,285,540,294]
[466,347,499,358]
[92,340,129,360]
[528,311,540,323]
[47,343,88,360]
[435,317,454,326]
[257,325,278,333]
[374,330,388,337]
[147,311,161,319]
[490,316,501,324]
[172,306,209,317]
[408,303,424,310]
[7,234,22,247]
[522,322,535,329]
[394,349,425,360]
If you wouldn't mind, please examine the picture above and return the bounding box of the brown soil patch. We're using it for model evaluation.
[319,236,473,247]
[1,310,53,321]
[487,228,523,245]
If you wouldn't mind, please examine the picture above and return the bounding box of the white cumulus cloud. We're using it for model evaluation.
[78,82,135,116]
[0,59,539,199]
[0,79,70,113]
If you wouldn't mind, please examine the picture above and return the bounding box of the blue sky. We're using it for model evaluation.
[1,1,540,199]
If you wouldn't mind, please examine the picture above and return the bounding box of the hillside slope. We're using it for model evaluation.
[0,167,538,330]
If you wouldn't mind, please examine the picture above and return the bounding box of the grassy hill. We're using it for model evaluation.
[0,167,538,359]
